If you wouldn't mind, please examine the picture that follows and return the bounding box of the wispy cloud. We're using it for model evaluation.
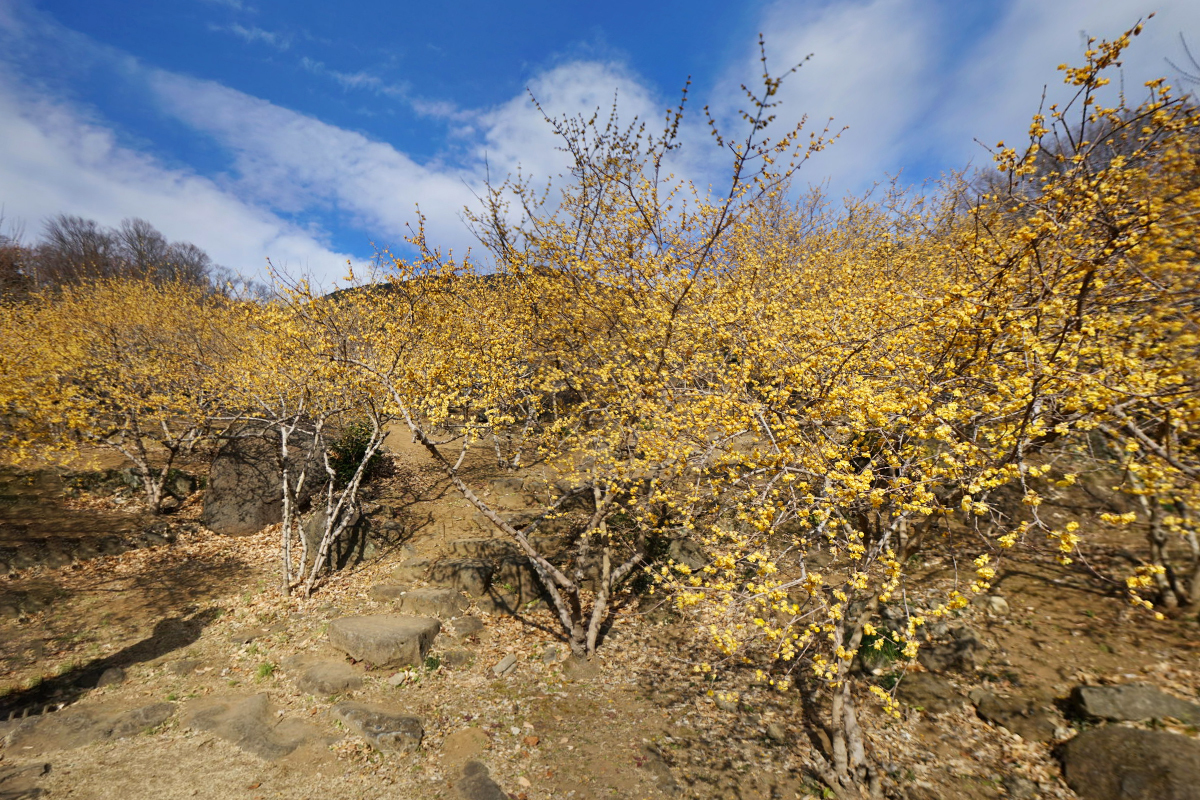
[297,56,477,122]
[299,57,405,96]
[197,0,255,13]
[0,64,358,282]
[212,22,290,50]
[148,67,479,258]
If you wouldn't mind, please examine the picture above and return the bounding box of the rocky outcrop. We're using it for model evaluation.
[1060,727,1200,800]
[1071,684,1200,725]
[896,673,961,714]
[202,431,312,536]
[971,690,1059,742]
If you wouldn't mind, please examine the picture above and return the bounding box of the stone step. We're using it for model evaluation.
[427,558,493,596]
[331,702,423,754]
[448,538,520,560]
[394,587,469,618]
[327,615,441,668]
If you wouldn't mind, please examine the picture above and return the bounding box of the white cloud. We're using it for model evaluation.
[144,58,672,263]
[148,69,481,259]
[197,0,255,13]
[299,57,406,97]
[0,64,358,285]
[477,60,666,183]
[933,0,1200,170]
[213,22,290,50]
[729,0,1200,197]
[717,0,940,196]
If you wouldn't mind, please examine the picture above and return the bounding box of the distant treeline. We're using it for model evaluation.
[0,213,267,298]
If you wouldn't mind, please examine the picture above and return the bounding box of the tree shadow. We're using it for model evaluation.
[0,606,221,719]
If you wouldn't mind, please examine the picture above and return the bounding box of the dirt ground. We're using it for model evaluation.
[1,437,1198,800]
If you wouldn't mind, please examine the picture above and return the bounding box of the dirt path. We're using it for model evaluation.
[1,448,1198,800]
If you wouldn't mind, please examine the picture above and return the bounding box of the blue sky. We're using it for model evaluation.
[1,0,1197,285]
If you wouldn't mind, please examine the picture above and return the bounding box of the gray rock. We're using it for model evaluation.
[490,556,542,605]
[295,661,363,695]
[396,587,469,618]
[458,760,508,800]
[202,432,312,536]
[492,654,518,677]
[446,616,485,639]
[96,667,125,688]
[714,695,738,712]
[1071,685,1200,725]
[490,476,527,495]
[449,539,519,560]
[5,710,108,752]
[186,693,322,761]
[327,615,441,668]
[918,626,986,673]
[766,722,787,743]
[368,584,407,602]
[1060,727,1200,800]
[428,559,493,597]
[390,558,430,583]
[301,508,365,569]
[973,692,1058,742]
[331,703,422,754]
[168,471,197,499]
[897,672,961,714]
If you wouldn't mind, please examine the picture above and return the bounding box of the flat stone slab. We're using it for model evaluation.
[1061,727,1200,800]
[390,559,430,583]
[294,660,363,695]
[4,703,176,754]
[368,584,407,602]
[428,559,493,597]
[331,702,422,754]
[185,694,325,761]
[328,615,441,668]
[395,588,469,618]
[1071,684,1200,725]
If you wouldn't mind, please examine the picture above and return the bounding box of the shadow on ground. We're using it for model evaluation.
[0,607,221,719]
